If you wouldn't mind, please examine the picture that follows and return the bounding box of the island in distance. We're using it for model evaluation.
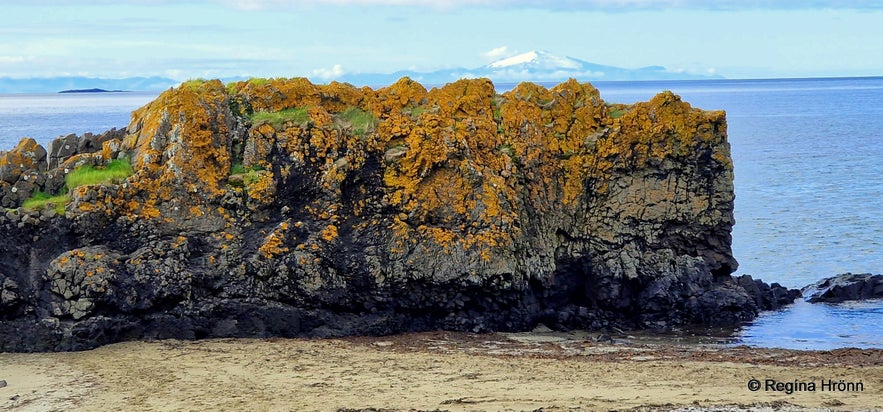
[58,88,128,94]
[58,88,129,93]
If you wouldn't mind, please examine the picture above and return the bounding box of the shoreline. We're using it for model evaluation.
[2,331,881,411]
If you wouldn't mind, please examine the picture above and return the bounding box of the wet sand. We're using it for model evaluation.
[1,330,881,411]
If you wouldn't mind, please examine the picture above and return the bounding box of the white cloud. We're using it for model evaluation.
[216,0,883,10]
[7,0,881,10]
[312,64,345,80]
[0,56,28,64]
[483,46,510,59]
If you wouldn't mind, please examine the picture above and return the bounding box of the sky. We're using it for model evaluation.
[1,0,882,81]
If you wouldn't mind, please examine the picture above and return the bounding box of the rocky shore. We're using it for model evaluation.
[0,77,800,352]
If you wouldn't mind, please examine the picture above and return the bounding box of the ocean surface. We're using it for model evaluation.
[1,78,882,350]
[0,91,158,150]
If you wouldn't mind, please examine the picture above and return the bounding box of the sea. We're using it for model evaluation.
[1,77,881,350]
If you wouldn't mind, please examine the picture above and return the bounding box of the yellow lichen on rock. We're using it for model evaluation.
[258,220,292,259]
[245,169,276,208]
[595,91,729,172]
[43,76,731,287]
[0,138,45,172]
[380,78,523,254]
[367,77,428,118]
[229,77,321,114]
[119,80,234,220]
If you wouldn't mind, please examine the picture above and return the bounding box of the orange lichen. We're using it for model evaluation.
[0,138,44,173]
[229,77,322,114]
[112,79,235,222]
[45,75,730,278]
[367,77,428,118]
[245,170,276,207]
[189,206,205,217]
[380,78,526,253]
[320,224,338,242]
[258,231,288,259]
[591,91,730,187]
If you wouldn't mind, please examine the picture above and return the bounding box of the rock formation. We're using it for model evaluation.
[0,78,797,351]
[802,273,883,303]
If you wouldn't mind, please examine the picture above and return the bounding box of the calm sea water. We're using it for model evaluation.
[0,91,158,150]
[1,79,882,349]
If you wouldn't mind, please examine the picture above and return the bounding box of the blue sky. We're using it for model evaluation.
[1,0,882,80]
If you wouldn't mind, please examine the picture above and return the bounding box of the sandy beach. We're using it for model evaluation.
[1,330,881,412]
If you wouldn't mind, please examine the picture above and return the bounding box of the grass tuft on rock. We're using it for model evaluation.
[65,159,134,190]
[250,107,310,129]
[228,163,266,188]
[22,191,69,215]
[338,106,378,136]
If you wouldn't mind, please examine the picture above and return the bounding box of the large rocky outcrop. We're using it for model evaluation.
[0,78,797,351]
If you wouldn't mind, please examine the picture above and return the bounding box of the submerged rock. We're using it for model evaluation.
[0,77,795,351]
[802,273,883,303]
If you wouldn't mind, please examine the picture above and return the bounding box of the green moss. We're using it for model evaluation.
[243,170,263,186]
[248,78,270,86]
[230,163,246,175]
[607,103,627,119]
[230,163,264,175]
[226,81,239,95]
[492,94,505,121]
[250,107,310,129]
[338,106,378,136]
[22,191,69,215]
[65,159,134,190]
[401,105,427,120]
[182,79,207,91]
[229,163,266,188]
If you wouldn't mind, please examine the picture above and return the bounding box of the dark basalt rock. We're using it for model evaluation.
[802,273,883,303]
[735,274,802,310]
[0,78,799,352]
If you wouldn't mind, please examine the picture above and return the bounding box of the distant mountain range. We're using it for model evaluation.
[0,51,720,93]
[338,50,722,86]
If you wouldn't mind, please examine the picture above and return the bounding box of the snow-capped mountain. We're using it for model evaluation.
[478,50,711,82]
[486,50,585,70]
[479,50,627,82]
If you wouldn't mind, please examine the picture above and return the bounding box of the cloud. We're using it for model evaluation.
[483,46,511,59]
[313,64,345,80]
[9,0,881,10]
[214,0,883,10]
[0,56,29,64]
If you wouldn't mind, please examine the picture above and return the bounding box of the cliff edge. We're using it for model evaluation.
[0,78,796,351]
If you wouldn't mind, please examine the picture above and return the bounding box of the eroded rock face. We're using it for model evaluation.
[0,78,798,351]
